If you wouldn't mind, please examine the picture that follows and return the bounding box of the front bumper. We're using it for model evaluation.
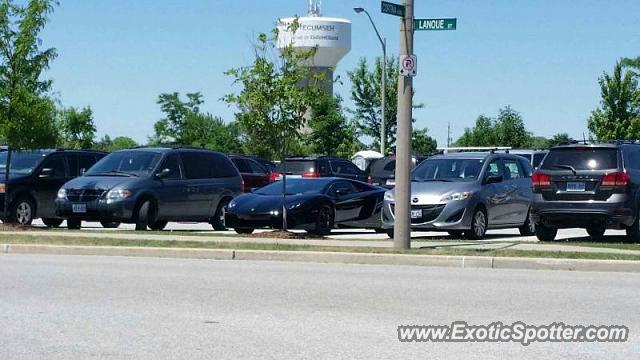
[225,209,315,230]
[55,198,135,222]
[531,194,634,229]
[381,199,472,230]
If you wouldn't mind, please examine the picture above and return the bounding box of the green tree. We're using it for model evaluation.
[0,0,59,149]
[306,92,362,158]
[223,21,323,161]
[454,115,496,147]
[587,60,640,140]
[621,56,640,72]
[529,136,550,149]
[411,128,437,155]
[454,107,531,148]
[58,106,96,149]
[547,133,573,147]
[95,135,138,152]
[348,57,398,151]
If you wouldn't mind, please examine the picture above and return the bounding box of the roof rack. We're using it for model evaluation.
[608,140,640,145]
[437,146,512,154]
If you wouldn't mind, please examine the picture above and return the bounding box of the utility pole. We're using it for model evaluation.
[381,37,386,155]
[447,122,451,147]
[393,0,414,249]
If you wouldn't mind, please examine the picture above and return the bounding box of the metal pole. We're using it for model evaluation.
[381,38,386,155]
[393,0,414,249]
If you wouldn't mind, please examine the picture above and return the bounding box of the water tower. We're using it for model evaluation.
[277,0,351,95]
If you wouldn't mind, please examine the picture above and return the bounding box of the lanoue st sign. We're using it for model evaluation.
[414,18,457,31]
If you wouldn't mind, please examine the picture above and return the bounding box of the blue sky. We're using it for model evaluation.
[41,0,640,146]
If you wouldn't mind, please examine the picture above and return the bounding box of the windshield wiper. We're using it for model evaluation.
[552,164,577,175]
[87,170,137,177]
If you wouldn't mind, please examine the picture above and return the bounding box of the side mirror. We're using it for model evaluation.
[486,175,503,184]
[39,168,53,178]
[155,168,172,179]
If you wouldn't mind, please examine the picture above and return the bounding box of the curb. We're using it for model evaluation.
[3,243,640,273]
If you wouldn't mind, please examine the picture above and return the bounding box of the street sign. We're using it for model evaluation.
[381,1,405,17]
[414,18,457,31]
[399,54,417,77]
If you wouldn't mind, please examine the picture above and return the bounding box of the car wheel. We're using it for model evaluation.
[308,205,334,236]
[535,224,557,241]
[100,221,121,229]
[586,225,605,241]
[386,228,394,238]
[465,208,487,240]
[625,212,640,243]
[149,220,168,231]
[518,210,536,236]
[67,219,82,230]
[211,198,230,231]
[10,197,35,225]
[447,230,464,238]
[42,218,63,228]
[374,228,387,234]
[235,228,254,235]
[135,200,153,231]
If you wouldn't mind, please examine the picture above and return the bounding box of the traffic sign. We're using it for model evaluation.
[414,18,457,31]
[381,1,405,17]
[399,54,417,77]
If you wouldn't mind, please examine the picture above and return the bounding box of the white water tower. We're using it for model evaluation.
[277,0,351,95]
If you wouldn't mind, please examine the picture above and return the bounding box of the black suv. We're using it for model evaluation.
[55,147,242,230]
[0,149,106,226]
[365,156,428,188]
[531,142,640,242]
[277,156,367,182]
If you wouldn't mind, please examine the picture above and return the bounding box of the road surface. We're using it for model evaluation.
[1,254,638,359]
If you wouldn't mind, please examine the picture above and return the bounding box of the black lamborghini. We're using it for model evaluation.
[225,178,386,235]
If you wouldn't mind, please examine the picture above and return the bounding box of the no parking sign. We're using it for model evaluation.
[399,54,417,77]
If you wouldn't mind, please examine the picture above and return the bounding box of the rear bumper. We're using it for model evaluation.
[531,194,635,228]
[55,198,135,222]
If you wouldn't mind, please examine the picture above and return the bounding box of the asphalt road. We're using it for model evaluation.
[1,254,638,359]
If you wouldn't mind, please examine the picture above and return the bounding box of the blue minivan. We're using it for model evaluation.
[55,147,242,230]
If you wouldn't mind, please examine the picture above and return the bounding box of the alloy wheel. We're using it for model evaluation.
[473,211,486,237]
[16,202,32,225]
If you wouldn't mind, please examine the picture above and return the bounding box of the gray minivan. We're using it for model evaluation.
[55,147,242,230]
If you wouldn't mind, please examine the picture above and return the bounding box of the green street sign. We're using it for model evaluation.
[381,1,405,17]
[414,18,457,31]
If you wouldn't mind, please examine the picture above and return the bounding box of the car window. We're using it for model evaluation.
[279,160,316,175]
[328,181,357,197]
[533,153,546,168]
[87,151,161,177]
[182,152,237,179]
[413,158,484,181]
[318,160,331,176]
[502,159,523,180]
[40,154,66,178]
[248,159,267,174]
[159,154,182,180]
[485,159,502,179]
[541,148,618,171]
[626,150,640,170]
[231,158,252,173]
[332,160,361,175]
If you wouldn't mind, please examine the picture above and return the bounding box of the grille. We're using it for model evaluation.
[390,204,446,223]
[67,189,107,202]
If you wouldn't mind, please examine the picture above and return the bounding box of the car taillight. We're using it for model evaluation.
[601,171,630,187]
[368,176,373,184]
[302,172,320,178]
[269,172,281,182]
[532,172,551,189]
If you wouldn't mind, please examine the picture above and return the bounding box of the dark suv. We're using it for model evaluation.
[365,156,428,188]
[0,149,106,226]
[55,147,242,230]
[277,156,367,182]
[531,142,640,242]
[229,154,274,192]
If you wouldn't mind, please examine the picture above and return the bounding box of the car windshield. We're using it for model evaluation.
[0,150,50,177]
[541,148,617,171]
[86,151,161,177]
[255,179,328,196]
[412,158,484,182]
[277,160,316,175]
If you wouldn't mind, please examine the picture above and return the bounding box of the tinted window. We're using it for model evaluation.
[533,153,545,168]
[40,154,66,178]
[255,179,330,195]
[627,150,640,170]
[182,152,237,179]
[0,150,50,177]
[502,159,523,180]
[413,158,484,182]
[87,151,161,176]
[332,160,361,175]
[485,160,501,178]
[248,159,267,174]
[159,154,182,180]
[231,158,252,173]
[328,181,357,197]
[279,160,316,175]
[72,154,99,176]
[541,148,618,171]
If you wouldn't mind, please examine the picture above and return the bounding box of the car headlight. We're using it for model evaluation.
[57,188,67,199]
[228,200,237,209]
[384,191,395,201]
[106,189,132,200]
[441,191,472,202]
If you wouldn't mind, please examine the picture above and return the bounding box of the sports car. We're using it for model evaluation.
[225,178,385,235]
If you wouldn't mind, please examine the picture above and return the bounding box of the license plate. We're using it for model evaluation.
[566,182,586,192]
[386,179,396,186]
[411,209,422,219]
[72,203,86,213]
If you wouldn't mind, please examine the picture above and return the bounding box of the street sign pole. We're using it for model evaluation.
[394,0,413,249]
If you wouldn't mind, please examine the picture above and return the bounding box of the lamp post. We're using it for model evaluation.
[354,6,386,155]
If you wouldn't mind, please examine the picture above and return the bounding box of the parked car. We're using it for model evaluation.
[225,178,385,235]
[229,154,274,192]
[508,149,548,169]
[249,156,277,173]
[55,147,242,230]
[276,156,367,182]
[365,155,429,188]
[382,152,535,239]
[0,149,106,226]
[531,141,640,242]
